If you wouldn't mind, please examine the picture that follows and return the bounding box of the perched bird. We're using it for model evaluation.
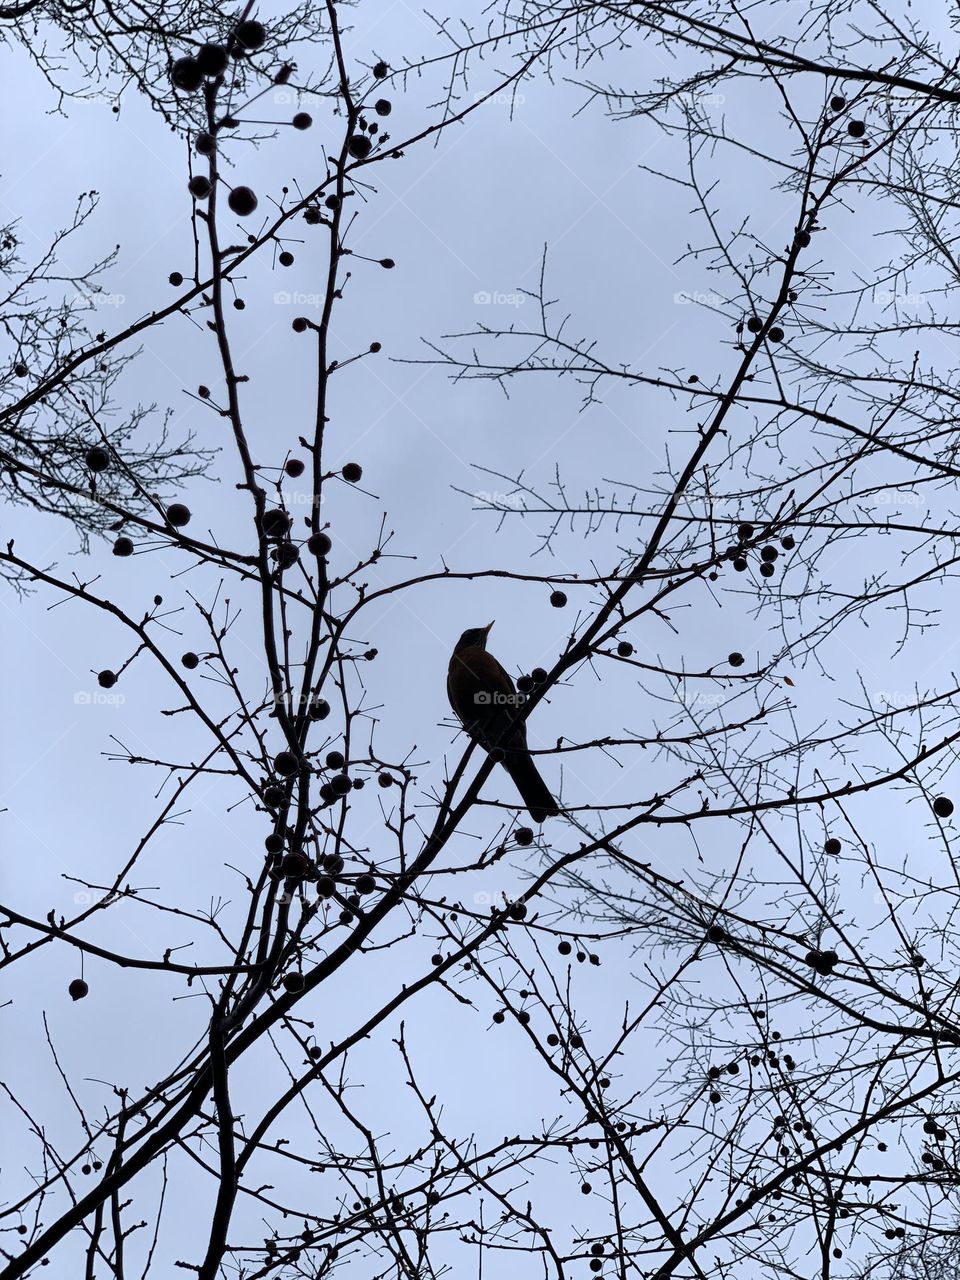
[447,621,559,822]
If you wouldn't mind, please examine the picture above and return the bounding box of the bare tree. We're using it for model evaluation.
[7,1,960,1279]
[405,2,960,1276]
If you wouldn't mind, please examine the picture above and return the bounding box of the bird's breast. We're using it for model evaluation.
[447,645,517,721]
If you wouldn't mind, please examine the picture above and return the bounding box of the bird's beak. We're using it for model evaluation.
[483,620,495,635]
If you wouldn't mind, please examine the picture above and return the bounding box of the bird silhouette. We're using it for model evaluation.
[447,621,559,822]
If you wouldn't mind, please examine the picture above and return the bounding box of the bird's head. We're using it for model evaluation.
[454,621,494,652]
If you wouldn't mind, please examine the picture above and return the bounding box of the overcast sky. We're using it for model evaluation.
[3,1,957,1274]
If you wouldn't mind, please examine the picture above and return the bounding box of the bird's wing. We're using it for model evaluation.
[448,646,526,751]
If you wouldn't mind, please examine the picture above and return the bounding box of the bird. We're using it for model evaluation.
[447,621,559,823]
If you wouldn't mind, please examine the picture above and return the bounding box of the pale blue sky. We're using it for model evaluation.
[3,1,958,1274]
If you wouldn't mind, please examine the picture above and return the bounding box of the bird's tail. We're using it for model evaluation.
[502,752,560,823]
